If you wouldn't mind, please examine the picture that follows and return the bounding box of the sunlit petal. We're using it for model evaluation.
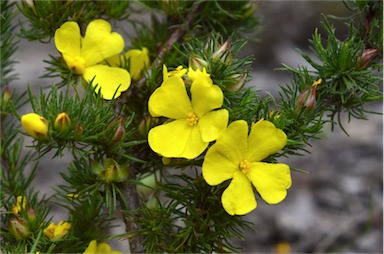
[212,120,248,165]
[148,119,207,159]
[191,81,224,117]
[222,171,257,215]
[247,119,287,162]
[198,109,228,142]
[202,145,238,185]
[148,76,193,119]
[124,48,150,80]
[83,65,131,100]
[247,162,291,204]
[82,19,125,66]
[54,21,81,58]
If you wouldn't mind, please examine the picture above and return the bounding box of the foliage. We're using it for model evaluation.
[1,0,382,253]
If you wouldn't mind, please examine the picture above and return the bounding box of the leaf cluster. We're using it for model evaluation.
[17,0,131,42]
[127,168,254,253]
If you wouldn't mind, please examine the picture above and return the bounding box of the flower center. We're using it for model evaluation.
[239,160,251,174]
[65,56,86,74]
[186,112,199,126]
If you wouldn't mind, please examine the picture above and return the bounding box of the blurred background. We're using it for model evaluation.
[12,1,382,253]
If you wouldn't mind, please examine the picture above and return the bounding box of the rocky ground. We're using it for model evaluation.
[10,1,382,253]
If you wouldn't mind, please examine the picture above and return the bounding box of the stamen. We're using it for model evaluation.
[239,160,251,174]
[186,112,199,126]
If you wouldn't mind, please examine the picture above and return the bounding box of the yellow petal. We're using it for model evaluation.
[83,240,98,253]
[202,145,238,185]
[222,171,257,215]
[191,81,224,117]
[83,65,131,100]
[97,242,112,253]
[198,109,228,142]
[188,67,212,84]
[54,21,81,59]
[148,119,207,159]
[247,162,291,204]
[81,19,125,66]
[247,119,287,162]
[124,47,150,80]
[212,120,248,165]
[148,76,193,119]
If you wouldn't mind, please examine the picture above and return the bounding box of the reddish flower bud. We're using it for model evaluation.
[1,86,13,106]
[226,73,247,91]
[357,48,378,69]
[107,116,126,145]
[297,79,322,112]
[212,40,232,62]
[188,54,208,71]
[9,218,31,241]
[139,115,159,137]
[73,124,84,139]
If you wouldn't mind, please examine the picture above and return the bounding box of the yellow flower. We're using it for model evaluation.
[162,65,187,81]
[83,240,122,254]
[54,19,131,100]
[21,113,49,139]
[202,119,292,215]
[11,196,27,215]
[43,220,71,241]
[106,47,150,81]
[123,47,150,80]
[148,69,228,159]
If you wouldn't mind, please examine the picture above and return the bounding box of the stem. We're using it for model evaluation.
[116,3,202,252]
[117,169,144,253]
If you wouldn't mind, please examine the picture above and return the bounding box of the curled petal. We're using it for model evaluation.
[191,81,224,117]
[124,48,150,80]
[202,145,238,186]
[247,119,287,162]
[148,119,207,159]
[54,21,81,59]
[247,162,291,204]
[82,19,125,66]
[222,171,257,215]
[148,76,193,119]
[83,65,131,100]
[198,109,228,142]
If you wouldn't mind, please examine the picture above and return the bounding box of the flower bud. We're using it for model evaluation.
[139,115,158,137]
[1,86,13,106]
[188,54,208,71]
[212,40,232,62]
[9,218,31,241]
[357,48,378,69]
[146,197,160,210]
[54,112,71,133]
[73,124,84,139]
[226,73,247,91]
[27,207,36,225]
[297,79,321,112]
[107,116,126,145]
[136,172,159,200]
[92,158,129,183]
[21,113,49,139]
